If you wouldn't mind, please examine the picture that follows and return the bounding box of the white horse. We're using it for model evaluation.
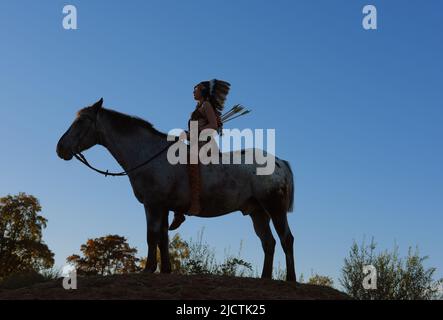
[56,99,296,281]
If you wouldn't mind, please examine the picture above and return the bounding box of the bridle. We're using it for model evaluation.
[72,111,174,177]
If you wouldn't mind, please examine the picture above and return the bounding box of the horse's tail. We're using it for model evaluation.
[282,160,295,213]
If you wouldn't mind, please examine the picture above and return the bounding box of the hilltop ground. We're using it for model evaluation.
[0,273,350,300]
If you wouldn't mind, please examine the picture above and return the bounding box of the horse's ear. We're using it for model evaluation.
[92,98,103,109]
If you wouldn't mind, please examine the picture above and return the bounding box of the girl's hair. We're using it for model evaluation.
[193,79,231,134]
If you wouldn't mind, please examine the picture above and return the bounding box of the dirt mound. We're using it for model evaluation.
[0,273,350,300]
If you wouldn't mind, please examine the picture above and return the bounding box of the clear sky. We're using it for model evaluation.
[1,0,442,286]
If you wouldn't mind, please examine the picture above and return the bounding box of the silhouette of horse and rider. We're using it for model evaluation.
[56,79,296,281]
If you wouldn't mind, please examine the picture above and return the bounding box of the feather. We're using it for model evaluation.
[222,109,251,123]
[220,104,243,120]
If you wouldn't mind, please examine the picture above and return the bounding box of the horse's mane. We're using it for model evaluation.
[100,108,167,138]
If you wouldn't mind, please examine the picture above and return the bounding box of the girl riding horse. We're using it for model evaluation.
[169,79,230,230]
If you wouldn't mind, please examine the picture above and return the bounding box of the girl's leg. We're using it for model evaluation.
[187,162,201,214]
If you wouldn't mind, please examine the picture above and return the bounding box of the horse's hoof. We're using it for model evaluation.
[143,266,157,273]
[286,275,297,282]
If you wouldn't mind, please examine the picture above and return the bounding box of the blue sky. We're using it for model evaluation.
[0,0,442,286]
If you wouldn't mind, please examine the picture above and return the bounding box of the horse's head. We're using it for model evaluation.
[56,98,103,160]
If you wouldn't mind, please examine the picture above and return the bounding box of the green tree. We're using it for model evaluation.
[217,257,252,277]
[67,235,140,275]
[308,274,334,287]
[181,230,218,275]
[168,233,190,272]
[140,230,253,277]
[180,229,252,277]
[0,193,54,281]
[340,238,443,300]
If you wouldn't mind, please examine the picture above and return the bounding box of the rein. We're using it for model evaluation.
[74,142,174,177]
[73,111,175,177]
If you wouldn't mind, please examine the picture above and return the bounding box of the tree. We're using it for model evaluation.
[169,233,191,271]
[340,238,443,300]
[180,230,252,277]
[67,235,140,275]
[308,274,334,287]
[0,193,54,281]
[140,231,253,277]
[216,257,253,277]
[180,230,218,275]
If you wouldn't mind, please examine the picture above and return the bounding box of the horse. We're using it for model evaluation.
[56,98,297,281]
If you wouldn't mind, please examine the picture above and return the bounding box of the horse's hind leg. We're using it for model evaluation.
[269,212,296,282]
[249,209,276,279]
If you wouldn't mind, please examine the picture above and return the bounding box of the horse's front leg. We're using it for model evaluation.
[143,204,165,273]
[159,209,171,273]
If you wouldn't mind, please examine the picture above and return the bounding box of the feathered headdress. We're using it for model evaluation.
[209,79,252,125]
[207,79,231,114]
[197,79,251,134]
